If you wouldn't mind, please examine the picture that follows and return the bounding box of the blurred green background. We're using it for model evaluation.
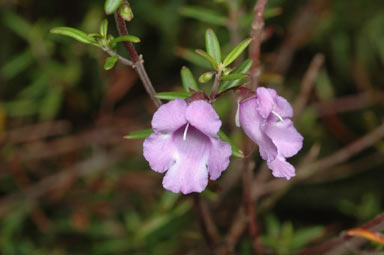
[0,0,384,254]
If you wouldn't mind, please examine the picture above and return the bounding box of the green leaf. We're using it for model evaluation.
[2,11,31,40]
[219,59,253,92]
[205,29,221,64]
[124,129,153,139]
[39,88,62,120]
[176,48,211,69]
[155,91,192,100]
[218,130,243,158]
[0,50,34,81]
[223,38,252,67]
[180,66,199,92]
[88,33,103,39]
[291,226,324,250]
[136,200,192,240]
[2,99,38,117]
[100,19,108,38]
[110,35,141,44]
[104,0,123,15]
[195,49,218,70]
[180,6,227,26]
[50,27,96,45]
[221,73,246,81]
[104,55,119,70]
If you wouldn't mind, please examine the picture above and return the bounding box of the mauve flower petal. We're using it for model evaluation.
[275,95,293,118]
[208,138,232,180]
[152,99,187,133]
[143,133,176,173]
[267,156,296,180]
[255,87,275,119]
[162,126,210,194]
[186,100,221,137]
[265,119,303,158]
[239,98,278,161]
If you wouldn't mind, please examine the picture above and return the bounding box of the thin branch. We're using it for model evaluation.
[242,140,263,253]
[299,212,384,255]
[249,0,268,89]
[225,206,247,248]
[0,151,121,216]
[105,48,133,66]
[193,194,221,248]
[312,90,384,116]
[1,120,71,145]
[300,121,384,180]
[226,0,242,66]
[113,2,162,108]
[293,53,324,120]
[210,73,222,100]
[113,8,139,63]
[268,1,325,75]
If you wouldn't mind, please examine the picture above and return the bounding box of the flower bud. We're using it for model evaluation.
[198,72,214,83]
[120,3,134,21]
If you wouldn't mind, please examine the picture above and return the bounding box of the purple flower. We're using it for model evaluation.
[143,99,232,194]
[238,87,303,180]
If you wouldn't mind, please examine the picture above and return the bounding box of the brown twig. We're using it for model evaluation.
[268,1,326,75]
[105,48,133,66]
[0,151,122,216]
[300,122,384,180]
[9,155,52,232]
[113,1,162,108]
[304,152,384,183]
[1,120,71,145]
[242,140,263,253]
[210,73,222,100]
[312,90,384,116]
[226,0,242,66]
[293,53,325,120]
[193,194,221,248]
[249,0,268,89]
[299,212,384,255]
[225,206,247,249]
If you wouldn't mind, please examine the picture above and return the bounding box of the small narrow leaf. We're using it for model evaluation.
[104,55,119,70]
[219,59,253,92]
[180,67,199,91]
[223,38,252,67]
[104,0,123,15]
[100,19,108,38]
[110,35,140,44]
[221,73,246,81]
[124,129,153,139]
[180,6,227,26]
[155,91,192,100]
[0,50,34,81]
[88,33,103,39]
[50,27,96,44]
[218,131,244,158]
[205,29,221,64]
[39,88,62,120]
[176,48,211,69]
[195,49,218,70]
